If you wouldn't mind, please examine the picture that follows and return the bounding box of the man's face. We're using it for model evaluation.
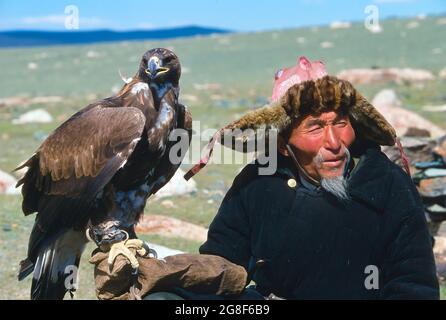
[284,111,356,180]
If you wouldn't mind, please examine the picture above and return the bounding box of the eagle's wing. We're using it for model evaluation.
[18,104,146,254]
[18,105,146,214]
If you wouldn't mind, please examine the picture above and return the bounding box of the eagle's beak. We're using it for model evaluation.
[145,57,169,79]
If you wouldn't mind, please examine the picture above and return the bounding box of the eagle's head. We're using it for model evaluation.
[138,48,181,101]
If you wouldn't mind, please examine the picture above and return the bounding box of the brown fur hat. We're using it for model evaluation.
[184,75,397,180]
[224,75,396,146]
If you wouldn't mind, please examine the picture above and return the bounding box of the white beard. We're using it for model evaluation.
[314,147,351,202]
[320,175,350,201]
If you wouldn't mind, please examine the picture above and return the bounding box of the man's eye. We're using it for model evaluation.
[335,121,347,127]
[308,126,323,133]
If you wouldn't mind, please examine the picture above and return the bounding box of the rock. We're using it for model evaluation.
[382,133,446,177]
[153,168,197,199]
[406,21,420,29]
[372,89,401,108]
[434,135,446,162]
[337,68,435,85]
[404,127,431,138]
[0,97,28,108]
[0,96,62,108]
[329,21,351,29]
[161,200,176,209]
[382,135,436,167]
[136,214,208,243]
[0,169,20,195]
[434,236,446,255]
[437,17,446,25]
[30,96,62,104]
[86,50,101,58]
[320,41,334,49]
[12,109,53,124]
[193,83,222,91]
[371,89,445,138]
[217,37,231,45]
[180,94,198,103]
[368,24,383,34]
[423,105,446,112]
[434,236,446,281]
[27,62,38,70]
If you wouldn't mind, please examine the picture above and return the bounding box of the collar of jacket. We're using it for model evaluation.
[274,146,393,212]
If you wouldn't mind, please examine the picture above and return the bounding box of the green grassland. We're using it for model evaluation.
[0,15,445,299]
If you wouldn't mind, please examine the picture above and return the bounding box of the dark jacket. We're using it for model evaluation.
[199,146,439,299]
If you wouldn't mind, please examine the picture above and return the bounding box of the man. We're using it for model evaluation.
[93,57,439,300]
[194,57,439,299]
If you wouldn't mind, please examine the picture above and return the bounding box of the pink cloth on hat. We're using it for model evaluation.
[271,56,327,102]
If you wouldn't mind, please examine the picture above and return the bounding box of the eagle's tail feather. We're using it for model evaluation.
[18,258,34,281]
[29,229,87,300]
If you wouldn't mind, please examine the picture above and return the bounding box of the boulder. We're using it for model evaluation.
[12,109,53,124]
[0,169,20,195]
[434,236,446,281]
[382,135,436,167]
[371,89,445,138]
[439,67,446,79]
[337,68,435,85]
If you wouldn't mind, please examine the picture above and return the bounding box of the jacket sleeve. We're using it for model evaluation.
[199,170,253,271]
[380,166,439,300]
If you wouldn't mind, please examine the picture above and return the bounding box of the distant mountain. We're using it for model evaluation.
[0,25,230,48]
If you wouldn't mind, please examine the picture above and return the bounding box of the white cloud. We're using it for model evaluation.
[373,0,416,3]
[20,15,109,28]
[137,22,156,30]
[22,15,66,25]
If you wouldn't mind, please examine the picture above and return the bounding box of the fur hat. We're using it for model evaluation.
[184,58,398,180]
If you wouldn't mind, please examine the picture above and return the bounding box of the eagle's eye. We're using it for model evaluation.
[164,56,174,64]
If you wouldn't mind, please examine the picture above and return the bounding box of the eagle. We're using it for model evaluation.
[15,48,192,300]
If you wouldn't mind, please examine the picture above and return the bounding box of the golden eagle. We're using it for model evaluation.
[16,48,192,299]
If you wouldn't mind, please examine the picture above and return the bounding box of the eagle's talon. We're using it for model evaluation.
[107,239,156,274]
[138,241,157,259]
[107,240,140,274]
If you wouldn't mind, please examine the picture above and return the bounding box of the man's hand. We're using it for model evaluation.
[89,250,248,300]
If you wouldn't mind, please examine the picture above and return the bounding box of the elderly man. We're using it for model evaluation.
[192,57,439,299]
[92,57,439,300]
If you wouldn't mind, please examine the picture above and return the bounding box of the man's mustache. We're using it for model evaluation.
[314,146,350,168]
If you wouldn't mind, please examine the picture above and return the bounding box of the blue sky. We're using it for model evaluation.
[0,0,445,31]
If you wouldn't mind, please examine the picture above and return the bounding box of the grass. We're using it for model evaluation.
[1,15,446,299]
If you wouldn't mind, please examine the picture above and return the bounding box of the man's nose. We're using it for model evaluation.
[323,126,341,152]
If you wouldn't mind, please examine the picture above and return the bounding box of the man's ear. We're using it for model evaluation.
[278,134,289,156]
